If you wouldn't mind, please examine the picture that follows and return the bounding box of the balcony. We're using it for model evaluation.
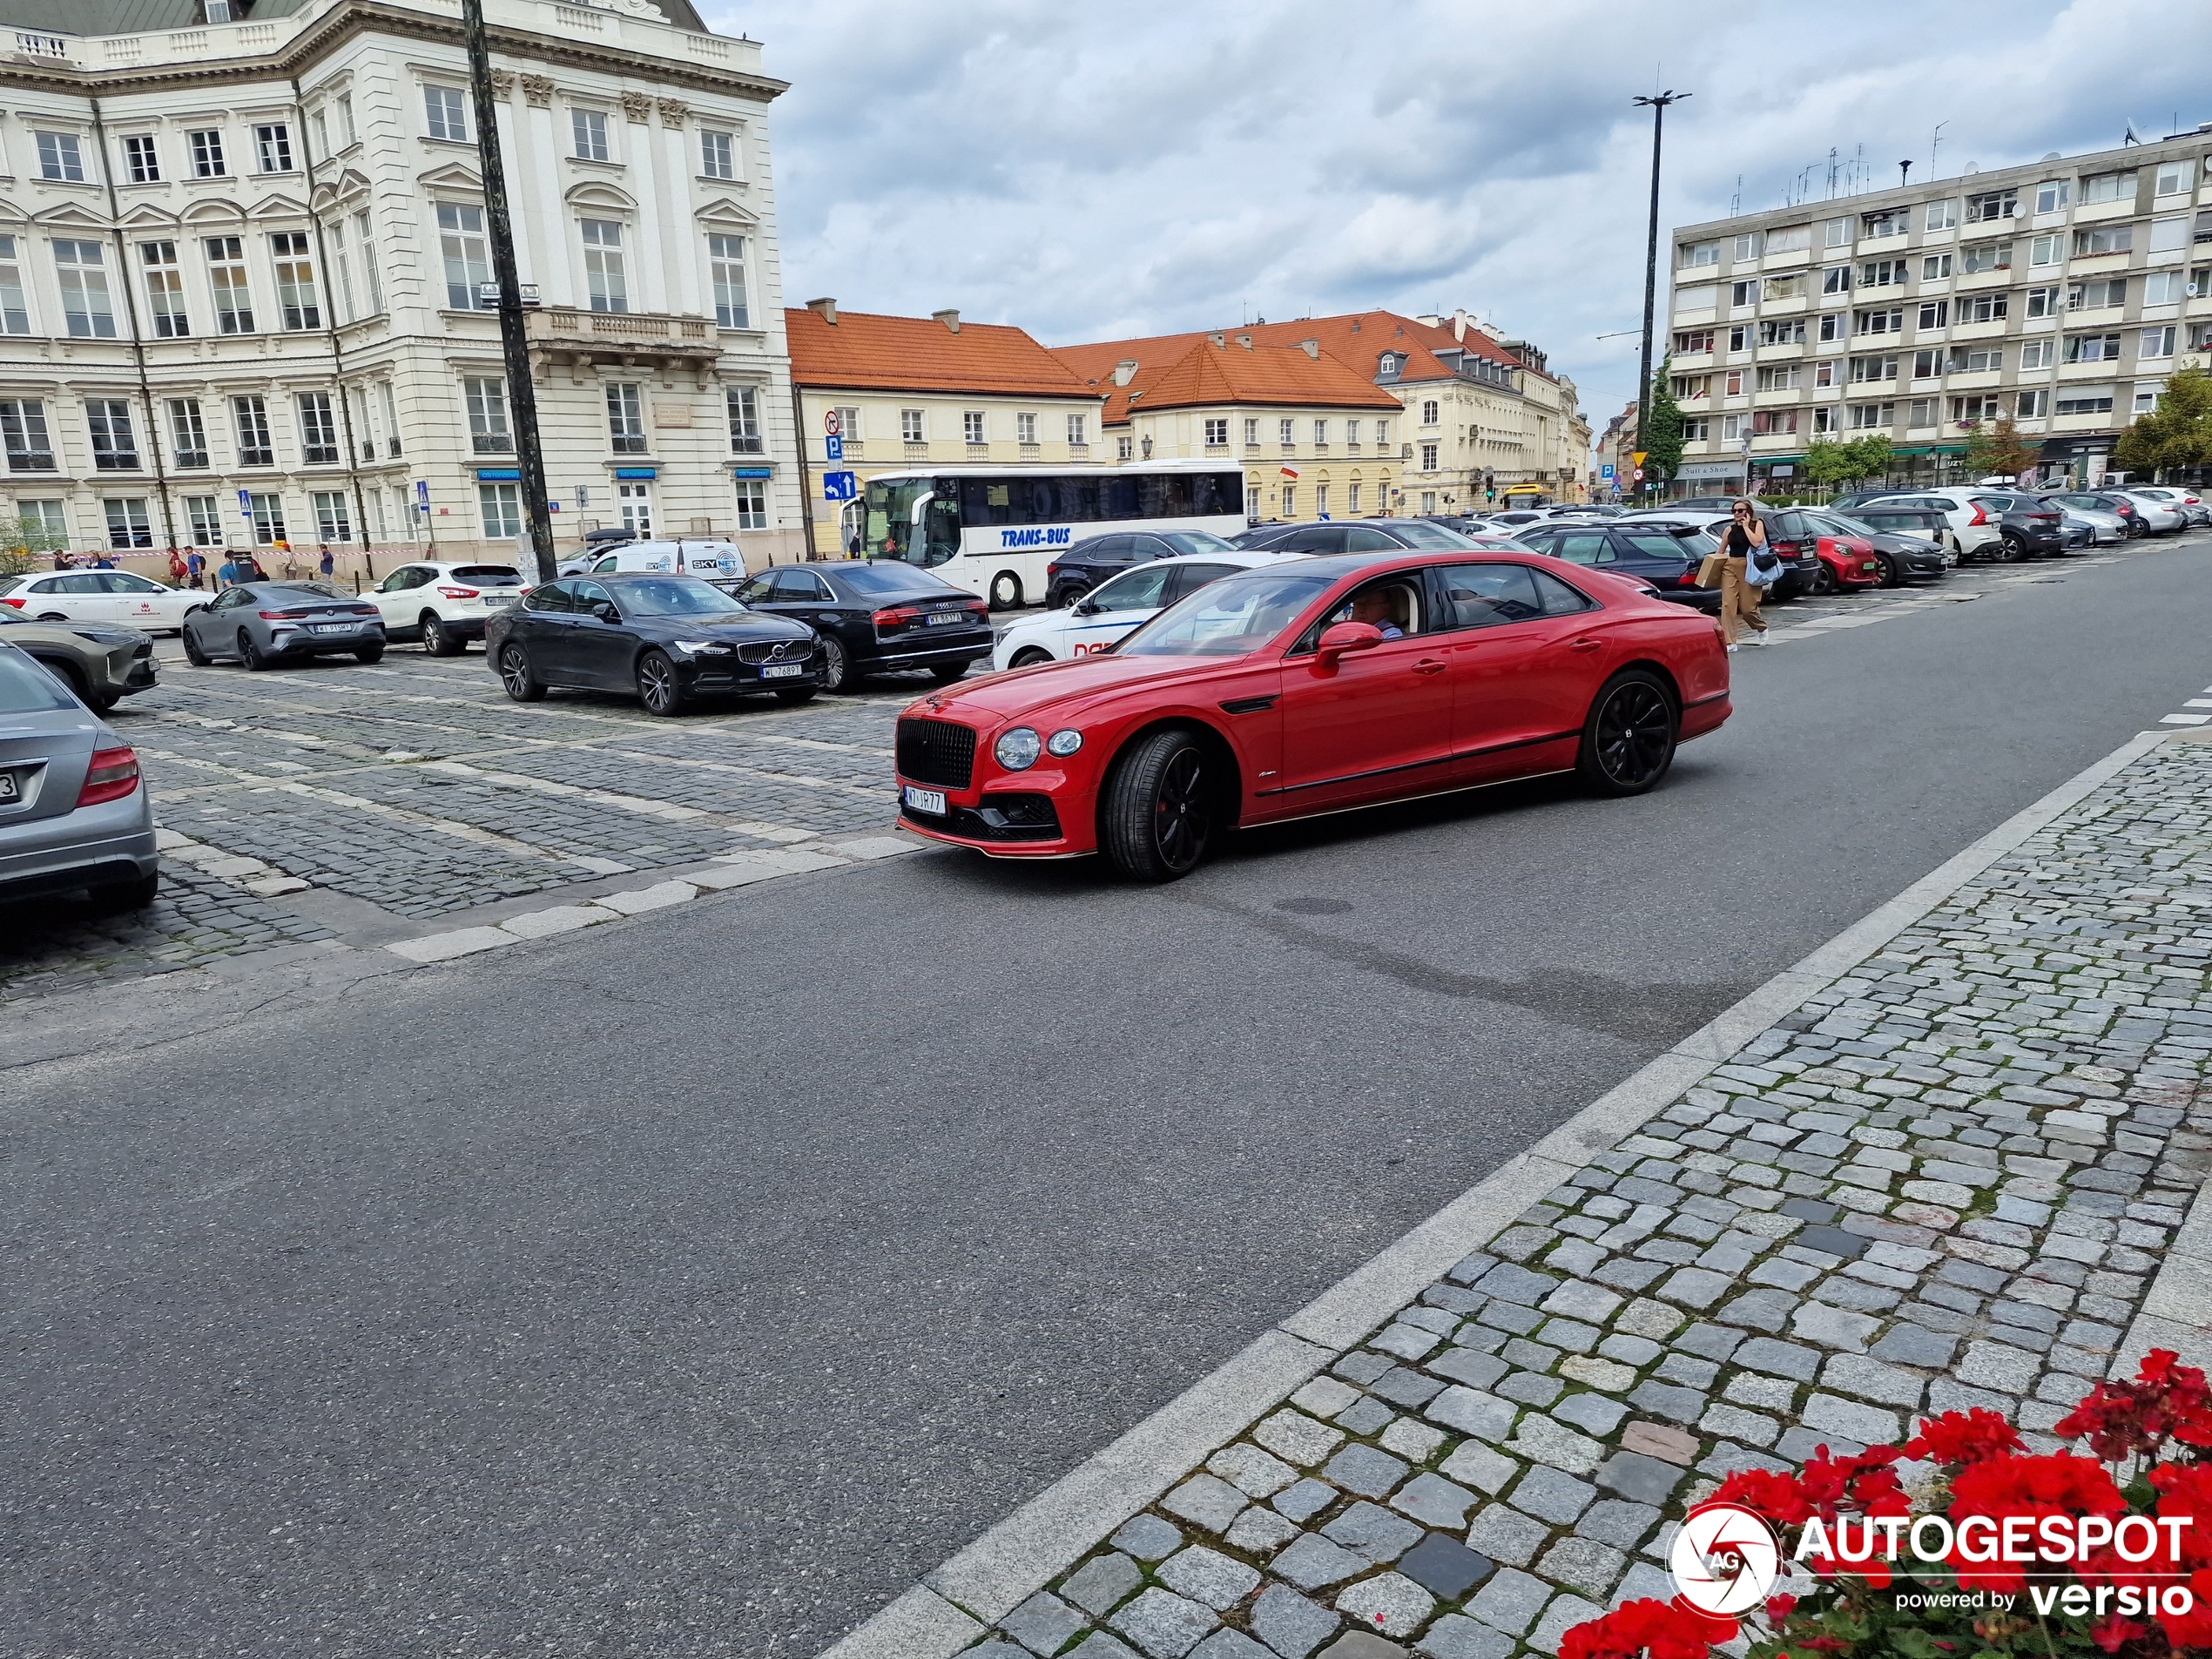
[1017,443,1040,462]
[966,442,988,459]
[92,451,141,470]
[905,441,930,462]
[1068,442,1088,458]
[610,433,649,454]
[472,432,515,455]
[1203,443,1229,457]
[303,444,341,464]
[525,306,720,368]
[4,451,55,472]
[172,450,208,469]
[841,440,865,460]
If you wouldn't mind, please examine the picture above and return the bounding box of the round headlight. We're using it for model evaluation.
[1046,728,1083,758]
[995,726,1042,771]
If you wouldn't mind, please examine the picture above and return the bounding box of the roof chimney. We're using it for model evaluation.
[805,297,837,325]
[1453,307,1468,342]
[1415,313,1442,328]
[933,308,960,333]
[1236,334,1252,350]
[1208,331,1224,347]
[1299,338,1318,359]
[1112,360,1138,386]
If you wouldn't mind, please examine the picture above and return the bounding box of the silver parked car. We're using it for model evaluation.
[181,581,386,670]
[0,641,158,910]
[2123,487,2210,529]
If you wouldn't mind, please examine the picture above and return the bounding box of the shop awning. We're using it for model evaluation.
[2040,435,2112,457]
[1891,444,1968,456]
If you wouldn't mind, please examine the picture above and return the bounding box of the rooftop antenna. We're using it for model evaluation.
[1731,172,1742,214]
[1855,142,1865,195]
[1931,120,1947,180]
[1827,146,1838,199]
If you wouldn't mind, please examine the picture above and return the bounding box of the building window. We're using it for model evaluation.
[121,132,160,184]
[1420,442,1440,470]
[2080,170,2134,206]
[2025,286,2061,319]
[2019,338,2054,370]
[1243,418,1258,446]
[1278,418,1294,444]
[204,235,253,333]
[2155,159,2195,197]
[833,405,860,441]
[1858,258,1909,288]
[1964,187,2017,223]
[2068,278,2128,311]
[2034,180,2070,214]
[188,129,226,177]
[1924,199,1959,232]
[2141,326,2176,360]
[1345,419,1361,444]
[337,96,356,149]
[53,239,117,338]
[1346,482,1361,514]
[1680,240,1719,267]
[437,203,490,309]
[1862,207,1908,238]
[1916,300,1948,330]
[2073,225,2134,258]
[2065,332,2121,364]
[380,384,401,457]
[463,376,511,453]
[963,410,986,444]
[166,398,208,469]
[1420,400,1440,425]
[2016,388,2050,419]
[479,482,522,539]
[270,232,320,330]
[0,400,55,472]
[423,85,469,143]
[617,481,651,536]
[2054,391,2114,417]
[1314,483,1329,516]
[313,489,352,542]
[1852,307,1904,336]
[1374,419,1388,446]
[605,382,646,453]
[296,393,340,463]
[354,212,382,314]
[1730,280,1757,307]
[35,132,85,183]
[1681,418,1710,441]
[232,395,274,466]
[1921,253,1952,280]
[129,239,188,338]
[86,400,139,469]
[581,219,627,313]
[103,497,153,549]
[700,129,735,179]
[1847,354,1898,384]
[1116,435,1134,461]
[1069,413,1087,446]
[1012,412,1034,444]
[706,233,749,327]
[2028,233,2064,268]
[1203,417,1227,446]
[185,495,226,547]
[1244,483,1261,516]
[0,236,28,334]
[253,122,293,173]
[726,385,762,453]
[1282,484,1295,517]
[733,478,767,530]
[1848,401,1895,429]
[328,217,355,322]
[572,109,610,162]
[1959,241,2011,274]
[242,492,285,546]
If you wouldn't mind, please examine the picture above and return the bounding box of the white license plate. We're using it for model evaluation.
[311,622,357,633]
[0,772,17,800]
[925,611,965,626]
[759,662,805,679]
[902,785,947,816]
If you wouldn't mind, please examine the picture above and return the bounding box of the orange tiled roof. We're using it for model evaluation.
[786,307,1101,400]
[1052,334,1401,425]
[1054,310,1550,427]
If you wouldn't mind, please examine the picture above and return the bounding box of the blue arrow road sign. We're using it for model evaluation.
[822,470,858,502]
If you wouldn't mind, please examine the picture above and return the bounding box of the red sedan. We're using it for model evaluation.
[892,550,1730,881]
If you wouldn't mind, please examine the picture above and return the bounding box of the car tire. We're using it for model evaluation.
[1874,554,1900,589]
[772,686,818,705]
[238,629,270,671]
[1048,585,1072,610]
[421,612,464,657]
[1810,563,1838,597]
[988,571,1022,611]
[1576,668,1678,799]
[927,662,968,684]
[637,648,686,717]
[1100,725,1218,883]
[497,642,545,702]
[182,628,210,667]
[817,631,860,693]
[36,611,68,623]
[87,688,120,713]
[1009,647,1053,669]
[91,868,160,912]
[2000,533,2027,563]
[354,646,385,664]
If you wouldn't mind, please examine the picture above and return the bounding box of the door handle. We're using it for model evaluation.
[1568,638,1602,653]
[1413,658,1446,674]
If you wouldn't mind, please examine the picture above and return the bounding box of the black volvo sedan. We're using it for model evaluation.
[486,573,821,717]
[728,561,990,693]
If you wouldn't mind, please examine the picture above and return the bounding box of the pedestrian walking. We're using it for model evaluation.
[1719,499,1772,654]
[167,548,188,586]
[217,555,240,588]
[185,550,205,590]
[318,543,334,580]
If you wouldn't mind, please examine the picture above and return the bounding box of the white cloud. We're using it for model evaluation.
[711,0,2209,437]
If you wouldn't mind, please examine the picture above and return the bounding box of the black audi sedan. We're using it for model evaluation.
[1041,529,1243,609]
[486,573,820,717]
[728,561,990,693]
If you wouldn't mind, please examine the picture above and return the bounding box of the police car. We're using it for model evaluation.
[988,549,1308,671]
[557,539,746,580]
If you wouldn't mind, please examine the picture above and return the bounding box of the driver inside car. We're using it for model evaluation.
[1349,587,1405,639]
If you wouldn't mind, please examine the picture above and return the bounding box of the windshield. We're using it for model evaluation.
[1383,522,1478,549]
[840,562,955,595]
[612,577,747,617]
[1117,570,1333,658]
[864,478,935,563]
[1157,530,1238,556]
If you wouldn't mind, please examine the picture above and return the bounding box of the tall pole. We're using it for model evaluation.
[463,0,556,583]
[1633,91,1685,506]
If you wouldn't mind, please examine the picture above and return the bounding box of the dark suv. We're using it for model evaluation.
[1043,529,1243,609]
[1968,492,2067,559]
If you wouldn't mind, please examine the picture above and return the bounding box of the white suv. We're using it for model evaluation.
[1835,489,2006,559]
[364,561,529,655]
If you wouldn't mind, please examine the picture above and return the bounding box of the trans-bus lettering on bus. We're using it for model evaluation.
[864,462,1244,610]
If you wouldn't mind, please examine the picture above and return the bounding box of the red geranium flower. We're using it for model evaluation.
[1558,1597,1715,1659]
[1905,1408,2026,1467]
[1946,1451,2126,1595]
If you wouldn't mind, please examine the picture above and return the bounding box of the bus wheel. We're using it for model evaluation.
[989,571,1022,611]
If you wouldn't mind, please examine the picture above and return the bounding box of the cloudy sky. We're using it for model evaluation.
[708,0,2208,440]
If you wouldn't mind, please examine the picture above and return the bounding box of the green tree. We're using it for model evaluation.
[0,513,65,579]
[2114,365,2212,475]
[1799,437,1854,494]
[1642,356,1683,497]
[1842,434,1892,484]
[1960,413,2037,480]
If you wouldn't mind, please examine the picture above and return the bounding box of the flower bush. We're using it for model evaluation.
[1561,1352,2212,1659]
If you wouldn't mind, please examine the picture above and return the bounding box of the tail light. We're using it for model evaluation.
[257,609,313,619]
[873,605,921,630]
[1769,539,1804,556]
[437,586,480,599]
[965,600,988,621]
[0,597,21,609]
[1966,503,1988,525]
[75,745,140,807]
[1046,563,1062,578]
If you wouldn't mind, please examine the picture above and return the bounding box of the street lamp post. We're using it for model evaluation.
[462,0,557,584]
[1633,90,1688,507]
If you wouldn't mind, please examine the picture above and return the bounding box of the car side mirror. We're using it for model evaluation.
[591,602,619,623]
[1072,598,1099,617]
[1315,620,1384,668]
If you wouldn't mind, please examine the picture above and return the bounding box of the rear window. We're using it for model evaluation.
[1158,531,1239,556]
[0,647,78,712]
[1387,522,1480,549]
[844,562,958,595]
[449,564,524,585]
[265,583,347,603]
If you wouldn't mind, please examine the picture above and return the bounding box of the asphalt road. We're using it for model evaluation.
[6,539,2212,1656]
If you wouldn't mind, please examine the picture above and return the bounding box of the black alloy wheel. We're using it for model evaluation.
[1102,726,1216,881]
[497,643,544,702]
[238,628,270,671]
[637,649,685,717]
[1009,647,1053,669]
[988,571,1022,611]
[817,631,858,693]
[1576,668,1678,798]
[181,627,210,667]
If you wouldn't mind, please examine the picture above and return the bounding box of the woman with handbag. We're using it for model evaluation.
[1720,500,1773,652]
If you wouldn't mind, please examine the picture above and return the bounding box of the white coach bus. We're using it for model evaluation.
[860,461,1246,610]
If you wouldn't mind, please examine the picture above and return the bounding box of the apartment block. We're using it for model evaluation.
[0,0,805,565]
[1665,128,2212,494]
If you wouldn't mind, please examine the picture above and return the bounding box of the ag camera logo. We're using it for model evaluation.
[1670,1501,1782,1616]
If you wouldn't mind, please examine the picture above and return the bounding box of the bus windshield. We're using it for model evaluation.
[864,477,934,563]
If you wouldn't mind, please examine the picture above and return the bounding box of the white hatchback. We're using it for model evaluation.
[563,540,747,580]
[0,570,204,634]
[364,560,529,656]
[988,549,1306,671]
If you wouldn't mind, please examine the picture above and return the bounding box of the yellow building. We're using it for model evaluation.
[786,300,1103,554]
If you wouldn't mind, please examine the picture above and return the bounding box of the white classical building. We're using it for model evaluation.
[0,0,806,569]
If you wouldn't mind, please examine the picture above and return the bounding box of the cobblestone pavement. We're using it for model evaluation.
[943,736,2212,1659]
[0,644,930,993]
